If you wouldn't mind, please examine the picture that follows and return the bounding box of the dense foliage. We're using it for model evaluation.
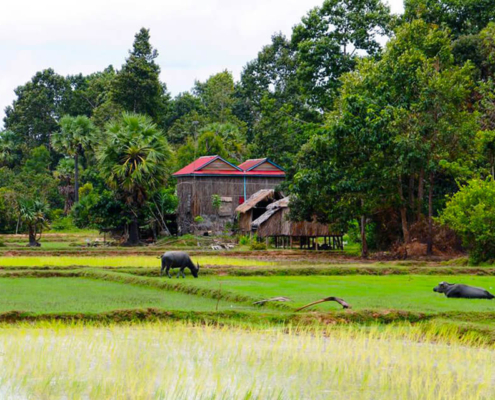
[0,0,494,253]
[441,179,495,263]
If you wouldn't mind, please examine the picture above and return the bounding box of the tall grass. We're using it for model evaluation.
[0,322,493,399]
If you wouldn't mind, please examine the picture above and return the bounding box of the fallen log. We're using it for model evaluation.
[253,296,291,305]
[295,296,351,311]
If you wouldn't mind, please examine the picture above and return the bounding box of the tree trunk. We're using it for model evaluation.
[28,226,40,247]
[417,168,425,221]
[398,177,410,244]
[126,216,140,246]
[360,215,368,259]
[427,172,434,256]
[74,152,79,204]
[408,174,415,223]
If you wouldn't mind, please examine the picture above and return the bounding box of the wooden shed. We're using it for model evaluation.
[173,156,285,235]
[235,189,285,233]
[251,197,344,250]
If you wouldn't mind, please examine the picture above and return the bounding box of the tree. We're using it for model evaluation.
[4,69,70,148]
[0,130,23,169]
[292,0,392,109]
[249,97,314,168]
[290,20,477,257]
[289,61,394,257]
[176,130,228,169]
[54,158,76,214]
[147,187,178,236]
[18,199,49,247]
[199,123,246,163]
[441,178,495,263]
[97,113,172,245]
[382,20,477,254]
[194,71,239,122]
[52,115,97,205]
[404,0,495,37]
[112,28,168,120]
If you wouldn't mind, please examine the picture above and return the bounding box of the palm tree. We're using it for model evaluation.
[18,199,49,247]
[97,113,172,245]
[52,115,97,204]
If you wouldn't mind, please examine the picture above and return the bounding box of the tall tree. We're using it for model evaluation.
[404,0,495,37]
[292,0,392,109]
[51,115,97,205]
[4,69,70,148]
[97,113,172,245]
[112,28,168,120]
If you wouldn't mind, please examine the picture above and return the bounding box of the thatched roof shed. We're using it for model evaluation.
[235,189,284,233]
[236,189,275,214]
[251,196,343,250]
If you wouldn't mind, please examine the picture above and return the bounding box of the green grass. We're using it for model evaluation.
[0,278,255,313]
[170,275,495,313]
[0,255,276,267]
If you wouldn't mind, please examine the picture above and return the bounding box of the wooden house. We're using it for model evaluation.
[173,155,285,235]
[251,197,344,250]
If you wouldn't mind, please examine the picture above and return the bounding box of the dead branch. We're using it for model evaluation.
[295,297,351,311]
[253,297,292,305]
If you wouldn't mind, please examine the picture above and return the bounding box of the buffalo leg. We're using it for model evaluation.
[166,266,172,279]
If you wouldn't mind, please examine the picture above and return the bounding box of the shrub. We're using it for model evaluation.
[212,194,221,213]
[0,241,5,247]
[440,178,495,264]
[250,241,267,251]
[50,215,77,232]
[238,235,250,246]
[194,216,204,223]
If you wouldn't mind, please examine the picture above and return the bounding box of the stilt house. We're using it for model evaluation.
[237,194,344,250]
[173,156,285,235]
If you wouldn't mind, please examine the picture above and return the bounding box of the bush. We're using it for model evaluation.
[50,215,77,232]
[441,178,495,264]
[194,216,204,223]
[238,235,250,246]
[0,241,5,247]
[250,241,267,251]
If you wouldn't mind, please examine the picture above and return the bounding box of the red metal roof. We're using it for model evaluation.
[238,159,266,171]
[173,155,285,177]
[172,155,219,176]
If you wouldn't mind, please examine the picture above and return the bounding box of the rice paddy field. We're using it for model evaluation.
[1,323,494,400]
[1,233,495,399]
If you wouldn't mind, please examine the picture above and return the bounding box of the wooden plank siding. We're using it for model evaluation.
[251,161,280,172]
[201,159,239,171]
[176,176,284,234]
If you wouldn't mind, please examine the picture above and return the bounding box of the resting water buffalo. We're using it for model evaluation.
[160,251,200,278]
[433,281,494,299]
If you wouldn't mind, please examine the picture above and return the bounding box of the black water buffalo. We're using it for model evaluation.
[433,281,494,299]
[160,251,200,278]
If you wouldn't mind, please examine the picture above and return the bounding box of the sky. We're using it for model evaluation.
[0,0,405,125]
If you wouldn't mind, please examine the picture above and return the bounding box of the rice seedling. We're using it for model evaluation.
[0,256,276,268]
[0,278,258,313]
[178,275,495,312]
[0,322,493,399]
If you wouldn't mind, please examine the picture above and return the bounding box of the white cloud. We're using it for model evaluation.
[0,0,404,125]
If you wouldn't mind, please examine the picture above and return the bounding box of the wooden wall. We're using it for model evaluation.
[256,208,334,238]
[176,176,284,234]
